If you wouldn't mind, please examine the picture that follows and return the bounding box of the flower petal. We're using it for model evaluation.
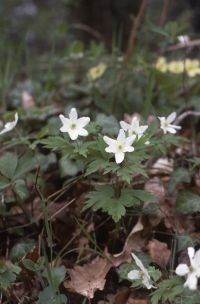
[103,136,116,147]
[126,135,136,146]
[0,112,19,135]
[184,273,198,290]
[167,112,176,123]
[68,130,79,140]
[77,128,88,136]
[166,127,177,134]
[120,121,130,131]
[115,152,124,164]
[131,253,146,272]
[117,129,126,141]
[77,117,90,127]
[175,264,189,276]
[188,247,195,263]
[69,108,78,120]
[124,146,134,153]
[142,276,153,289]
[127,270,140,280]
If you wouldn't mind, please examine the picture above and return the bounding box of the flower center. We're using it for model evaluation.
[139,271,144,279]
[71,123,76,129]
[118,144,123,151]
[163,121,169,128]
[189,265,194,272]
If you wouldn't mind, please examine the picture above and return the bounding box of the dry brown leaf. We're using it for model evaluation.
[111,217,152,266]
[147,239,171,267]
[97,288,130,304]
[22,91,36,110]
[150,158,174,175]
[64,256,112,299]
[144,177,165,226]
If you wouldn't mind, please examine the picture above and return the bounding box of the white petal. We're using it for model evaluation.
[69,108,78,120]
[158,116,165,122]
[105,147,114,153]
[117,129,126,141]
[138,125,148,134]
[60,125,70,132]
[77,117,90,127]
[127,270,140,280]
[167,112,176,123]
[124,146,134,152]
[103,136,116,147]
[188,247,195,263]
[126,135,136,146]
[115,152,124,164]
[120,121,130,131]
[175,264,189,276]
[131,253,145,272]
[142,276,153,289]
[194,248,200,269]
[169,124,181,130]
[0,112,19,135]
[77,128,88,136]
[166,127,177,134]
[68,130,79,140]
[184,273,198,290]
[59,114,70,126]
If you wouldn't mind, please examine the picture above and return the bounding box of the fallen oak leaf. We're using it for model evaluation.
[64,256,112,299]
[147,239,171,268]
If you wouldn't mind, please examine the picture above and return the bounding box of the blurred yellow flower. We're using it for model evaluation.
[167,61,184,74]
[185,59,200,77]
[88,63,107,81]
[155,57,168,73]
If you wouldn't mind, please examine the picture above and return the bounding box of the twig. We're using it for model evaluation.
[161,39,200,53]
[159,0,169,27]
[71,23,103,41]
[111,0,148,114]
[175,110,200,125]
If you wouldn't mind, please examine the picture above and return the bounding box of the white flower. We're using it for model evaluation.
[59,108,90,140]
[178,35,190,46]
[0,113,18,136]
[103,129,135,164]
[175,247,200,290]
[120,117,148,137]
[128,253,153,289]
[158,112,181,134]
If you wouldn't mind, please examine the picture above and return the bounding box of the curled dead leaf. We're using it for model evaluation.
[111,217,152,266]
[64,256,112,299]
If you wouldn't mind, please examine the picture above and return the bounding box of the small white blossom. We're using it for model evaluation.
[0,113,18,136]
[128,253,153,289]
[59,108,90,140]
[120,117,148,137]
[176,247,200,290]
[103,129,135,164]
[158,112,181,134]
[178,35,190,46]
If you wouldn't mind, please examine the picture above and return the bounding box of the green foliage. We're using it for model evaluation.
[168,167,191,193]
[151,276,184,304]
[43,266,66,290]
[37,286,67,304]
[176,191,200,214]
[23,257,45,272]
[85,185,154,222]
[0,261,21,290]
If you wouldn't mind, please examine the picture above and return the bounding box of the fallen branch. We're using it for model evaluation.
[175,110,200,125]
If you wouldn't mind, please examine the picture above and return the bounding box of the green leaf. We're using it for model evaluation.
[23,257,45,272]
[14,153,35,178]
[0,175,11,190]
[151,276,184,304]
[10,241,35,262]
[168,168,191,193]
[176,191,200,214]
[0,263,21,289]
[13,179,29,200]
[39,136,70,152]
[43,266,66,290]
[176,235,196,252]
[37,286,67,304]
[0,152,18,179]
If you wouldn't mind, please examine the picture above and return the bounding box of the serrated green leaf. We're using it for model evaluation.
[13,179,29,200]
[43,266,66,290]
[0,263,21,289]
[37,286,67,304]
[0,175,11,190]
[14,153,35,178]
[0,152,18,179]
[176,191,200,214]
